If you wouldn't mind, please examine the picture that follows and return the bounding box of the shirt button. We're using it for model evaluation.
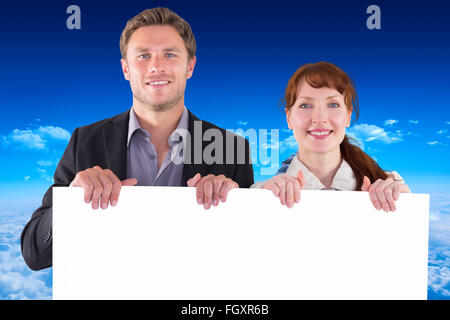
[149,154,156,160]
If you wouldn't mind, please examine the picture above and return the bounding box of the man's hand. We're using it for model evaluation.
[361,176,411,212]
[187,173,239,210]
[261,171,305,208]
[69,166,138,210]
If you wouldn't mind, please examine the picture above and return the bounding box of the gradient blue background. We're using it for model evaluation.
[0,0,449,299]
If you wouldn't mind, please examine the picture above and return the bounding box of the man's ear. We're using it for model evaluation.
[121,58,130,81]
[186,56,197,79]
[286,108,292,130]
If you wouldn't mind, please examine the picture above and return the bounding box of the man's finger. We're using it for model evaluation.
[105,170,123,207]
[187,173,201,187]
[212,176,225,206]
[219,180,238,202]
[122,178,138,186]
[73,172,94,204]
[203,178,214,209]
[86,172,103,210]
[95,169,113,210]
[196,177,205,205]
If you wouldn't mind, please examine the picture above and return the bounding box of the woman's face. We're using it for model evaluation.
[286,78,352,156]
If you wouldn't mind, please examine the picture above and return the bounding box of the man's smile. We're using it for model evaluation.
[145,80,172,87]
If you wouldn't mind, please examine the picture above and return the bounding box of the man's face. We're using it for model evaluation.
[121,25,196,112]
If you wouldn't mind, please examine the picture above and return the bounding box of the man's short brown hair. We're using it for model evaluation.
[119,7,196,60]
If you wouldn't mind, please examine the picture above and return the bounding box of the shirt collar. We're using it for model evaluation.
[127,106,189,148]
[286,155,357,191]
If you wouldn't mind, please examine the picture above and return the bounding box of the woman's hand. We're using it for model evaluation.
[261,171,305,208]
[361,176,411,212]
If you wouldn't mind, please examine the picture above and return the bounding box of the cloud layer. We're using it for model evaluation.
[0,194,449,300]
[0,205,52,299]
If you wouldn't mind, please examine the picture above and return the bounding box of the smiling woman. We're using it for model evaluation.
[252,62,410,212]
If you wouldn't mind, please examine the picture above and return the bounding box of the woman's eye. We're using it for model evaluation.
[329,103,339,108]
[299,104,311,109]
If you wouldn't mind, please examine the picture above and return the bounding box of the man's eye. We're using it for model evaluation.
[138,54,149,59]
[329,103,339,108]
[166,53,176,58]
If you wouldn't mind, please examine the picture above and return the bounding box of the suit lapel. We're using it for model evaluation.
[104,110,130,181]
[181,111,207,186]
[103,109,206,185]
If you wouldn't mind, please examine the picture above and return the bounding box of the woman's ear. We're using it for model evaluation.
[285,108,292,130]
[346,111,352,128]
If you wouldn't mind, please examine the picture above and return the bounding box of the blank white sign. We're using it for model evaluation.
[53,187,429,300]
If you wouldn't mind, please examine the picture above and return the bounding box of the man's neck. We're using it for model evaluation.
[298,149,342,188]
[132,101,185,155]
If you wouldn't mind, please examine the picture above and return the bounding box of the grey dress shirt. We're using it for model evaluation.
[126,106,189,186]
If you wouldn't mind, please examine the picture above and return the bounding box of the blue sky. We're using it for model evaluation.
[0,0,449,299]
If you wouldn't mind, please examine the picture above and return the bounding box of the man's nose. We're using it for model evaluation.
[149,55,165,73]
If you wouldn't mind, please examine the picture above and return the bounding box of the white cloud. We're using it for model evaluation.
[36,160,53,167]
[446,121,450,125]
[36,168,52,181]
[237,121,248,126]
[24,176,31,182]
[36,126,70,141]
[0,207,52,300]
[279,134,297,152]
[347,123,403,145]
[437,129,448,135]
[1,129,46,150]
[384,119,399,126]
[1,125,70,151]
[408,120,419,125]
[427,141,447,146]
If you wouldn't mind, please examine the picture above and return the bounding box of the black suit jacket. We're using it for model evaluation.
[21,109,254,270]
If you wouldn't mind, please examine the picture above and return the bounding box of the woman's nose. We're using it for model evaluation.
[311,106,327,124]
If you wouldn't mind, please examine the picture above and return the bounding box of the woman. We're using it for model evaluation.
[251,62,410,211]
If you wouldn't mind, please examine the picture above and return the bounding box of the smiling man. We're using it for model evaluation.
[21,7,254,271]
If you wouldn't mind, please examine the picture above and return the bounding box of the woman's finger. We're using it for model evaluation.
[262,183,280,198]
[374,178,394,212]
[383,183,396,212]
[368,179,383,210]
[278,181,286,206]
[285,180,294,208]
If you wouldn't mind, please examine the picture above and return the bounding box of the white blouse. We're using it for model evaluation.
[251,156,403,191]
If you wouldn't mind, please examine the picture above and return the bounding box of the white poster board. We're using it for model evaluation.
[53,187,429,300]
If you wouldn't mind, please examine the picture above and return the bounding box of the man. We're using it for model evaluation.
[21,7,254,271]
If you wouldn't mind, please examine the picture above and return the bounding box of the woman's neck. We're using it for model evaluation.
[298,149,342,188]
